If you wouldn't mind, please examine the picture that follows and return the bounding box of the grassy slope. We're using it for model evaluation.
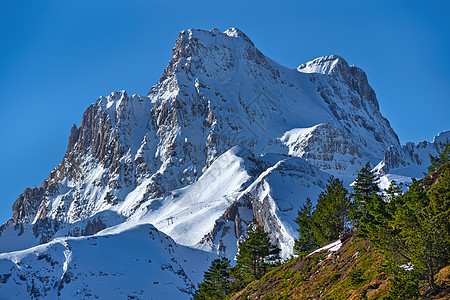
[229,237,450,299]
[230,237,389,300]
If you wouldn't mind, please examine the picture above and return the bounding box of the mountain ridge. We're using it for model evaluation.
[0,27,444,298]
[2,28,399,248]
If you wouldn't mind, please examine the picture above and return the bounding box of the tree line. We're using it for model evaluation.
[194,139,450,299]
[294,139,450,298]
[193,221,280,299]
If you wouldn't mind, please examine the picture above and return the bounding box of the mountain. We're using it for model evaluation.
[0,224,212,299]
[375,130,450,189]
[0,28,432,298]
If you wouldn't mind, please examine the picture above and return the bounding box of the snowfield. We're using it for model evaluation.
[0,224,213,299]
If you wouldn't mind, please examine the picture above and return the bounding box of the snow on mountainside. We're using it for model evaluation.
[199,152,330,259]
[0,27,419,298]
[0,224,213,299]
[376,130,450,189]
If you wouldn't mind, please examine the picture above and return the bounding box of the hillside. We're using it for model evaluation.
[230,237,389,300]
[231,237,450,300]
[229,163,450,300]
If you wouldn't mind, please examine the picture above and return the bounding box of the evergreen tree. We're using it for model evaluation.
[428,139,450,173]
[294,198,317,255]
[363,193,392,246]
[387,266,420,300]
[384,180,403,203]
[353,162,380,197]
[427,163,450,220]
[193,257,233,300]
[294,177,351,254]
[365,167,450,296]
[393,177,450,293]
[311,177,351,246]
[236,220,281,281]
[358,181,404,249]
[350,162,381,235]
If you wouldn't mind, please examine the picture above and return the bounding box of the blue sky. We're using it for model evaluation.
[0,0,449,224]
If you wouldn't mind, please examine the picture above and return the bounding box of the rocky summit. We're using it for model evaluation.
[0,28,446,299]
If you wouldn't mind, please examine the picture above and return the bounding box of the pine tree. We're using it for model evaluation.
[294,198,317,255]
[350,162,381,235]
[353,162,380,196]
[363,193,390,244]
[388,266,420,299]
[360,177,398,236]
[294,177,351,254]
[389,180,449,293]
[311,177,351,246]
[236,220,281,281]
[369,167,450,296]
[384,180,403,203]
[428,139,450,173]
[193,257,233,300]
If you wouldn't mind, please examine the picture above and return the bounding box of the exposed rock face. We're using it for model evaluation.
[298,55,399,158]
[276,124,362,175]
[375,130,450,176]
[199,153,330,258]
[12,187,44,228]
[299,55,380,112]
[81,218,107,236]
[2,28,400,259]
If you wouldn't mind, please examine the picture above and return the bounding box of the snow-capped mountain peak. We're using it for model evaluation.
[297,54,348,75]
[0,28,433,298]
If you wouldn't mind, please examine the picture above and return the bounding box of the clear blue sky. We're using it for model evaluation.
[0,0,449,225]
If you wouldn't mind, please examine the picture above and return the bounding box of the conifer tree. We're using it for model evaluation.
[311,177,351,246]
[365,166,450,296]
[353,162,380,196]
[358,181,403,249]
[384,180,403,203]
[236,220,280,281]
[389,179,450,293]
[350,162,381,235]
[294,198,317,255]
[294,177,350,254]
[388,266,420,299]
[193,257,233,300]
[428,139,450,173]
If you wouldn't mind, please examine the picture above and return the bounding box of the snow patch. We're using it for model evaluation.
[308,240,342,257]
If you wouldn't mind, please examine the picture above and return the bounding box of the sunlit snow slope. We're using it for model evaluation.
[0,224,212,299]
[0,28,443,299]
